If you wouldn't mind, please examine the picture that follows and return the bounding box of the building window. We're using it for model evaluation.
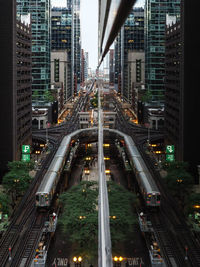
[54,59,59,82]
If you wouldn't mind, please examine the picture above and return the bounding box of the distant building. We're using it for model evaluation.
[165,0,200,179]
[0,0,32,174]
[145,0,180,104]
[114,7,144,99]
[51,50,71,102]
[109,49,114,85]
[72,0,81,93]
[128,51,145,121]
[81,49,86,85]
[51,2,81,95]
[114,33,121,93]
[84,52,89,81]
[17,0,51,102]
[51,7,73,98]
[165,20,181,159]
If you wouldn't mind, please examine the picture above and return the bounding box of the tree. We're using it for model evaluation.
[7,160,34,172]
[2,160,33,209]
[2,170,32,199]
[59,181,98,261]
[0,192,11,215]
[141,90,152,103]
[32,90,39,101]
[107,181,137,249]
[185,193,200,215]
[58,181,137,261]
[165,169,193,202]
[162,161,189,172]
[44,89,54,102]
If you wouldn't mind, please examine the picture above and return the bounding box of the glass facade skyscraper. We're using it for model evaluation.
[72,0,81,93]
[17,0,51,101]
[122,8,144,101]
[115,8,144,101]
[51,7,72,99]
[145,0,180,102]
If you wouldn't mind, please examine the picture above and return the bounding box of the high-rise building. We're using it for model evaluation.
[17,0,51,102]
[84,52,89,81]
[57,1,81,95]
[81,49,85,85]
[72,0,81,94]
[114,33,122,93]
[165,0,200,179]
[128,51,145,121]
[115,7,144,102]
[51,7,72,100]
[109,49,114,85]
[165,18,181,159]
[0,1,32,175]
[51,51,70,102]
[145,0,180,103]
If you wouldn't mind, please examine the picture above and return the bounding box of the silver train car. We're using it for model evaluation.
[36,135,71,207]
[108,129,161,207]
[35,128,97,208]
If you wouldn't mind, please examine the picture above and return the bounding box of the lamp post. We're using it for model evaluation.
[113,256,123,267]
[73,256,82,267]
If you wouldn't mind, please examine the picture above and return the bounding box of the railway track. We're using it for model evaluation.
[137,137,200,266]
[0,141,59,266]
[114,97,200,266]
[11,212,47,267]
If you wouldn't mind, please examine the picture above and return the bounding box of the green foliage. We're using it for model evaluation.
[44,90,54,102]
[2,160,34,206]
[107,181,137,246]
[7,160,34,172]
[59,181,98,260]
[90,98,98,108]
[141,90,152,103]
[188,193,200,204]
[185,193,200,214]
[0,192,11,215]
[2,170,32,195]
[162,161,189,172]
[90,92,98,108]
[32,90,39,101]
[165,170,193,193]
[58,181,137,260]
[0,215,9,233]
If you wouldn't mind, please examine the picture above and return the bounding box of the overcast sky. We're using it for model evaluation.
[51,0,145,70]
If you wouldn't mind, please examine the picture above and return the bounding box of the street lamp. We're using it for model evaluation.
[73,256,82,267]
[113,256,123,266]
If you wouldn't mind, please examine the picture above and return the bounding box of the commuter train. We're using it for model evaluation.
[35,128,96,208]
[36,135,72,207]
[36,127,160,208]
[108,129,161,208]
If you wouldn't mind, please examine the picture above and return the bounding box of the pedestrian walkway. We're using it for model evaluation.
[82,157,98,182]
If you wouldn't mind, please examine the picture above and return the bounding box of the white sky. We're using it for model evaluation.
[51,0,145,70]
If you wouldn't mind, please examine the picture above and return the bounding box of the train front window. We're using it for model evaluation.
[36,195,39,201]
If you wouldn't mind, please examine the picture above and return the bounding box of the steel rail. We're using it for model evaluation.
[98,82,113,267]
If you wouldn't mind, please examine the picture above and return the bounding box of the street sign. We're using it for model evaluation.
[21,154,30,162]
[22,145,31,154]
[166,145,175,154]
[166,154,175,162]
